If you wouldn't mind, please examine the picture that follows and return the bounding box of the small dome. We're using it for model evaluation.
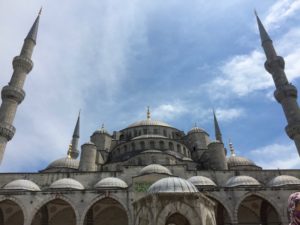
[93,125,110,135]
[140,164,172,176]
[188,126,207,135]
[227,156,257,167]
[3,179,40,191]
[225,175,260,187]
[147,177,198,193]
[50,178,84,190]
[127,119,172,128]
[188,176,217,187]
[46,157,79,170]
[268,175,300,187]
[95,177,128,189]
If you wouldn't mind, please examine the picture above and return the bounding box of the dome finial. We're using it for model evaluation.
[101,123,104,129]
[147,106,151,120]
[229,139,236,156]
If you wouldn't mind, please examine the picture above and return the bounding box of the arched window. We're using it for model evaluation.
[124,145,127,153]
[134,130,137,137]
[183,148,187,156]
[169,142,174,150]
[177,144,181,153]
[150,141,155,149]
[159,141,165,150]
[131,142,136,151]
[140,141,145,149]
[117,148,120,155]
[151,156,156,163]
[163,129,167,137]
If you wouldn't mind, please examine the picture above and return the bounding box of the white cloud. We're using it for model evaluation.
[215,108,244,122]
[265,0,300,29]
[152,102,188,121]
[208,6,300,100]
[210,50,270,98]
[250,142,300,169]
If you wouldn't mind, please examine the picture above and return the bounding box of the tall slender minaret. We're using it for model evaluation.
[0,9,41,163]
[213,109,223,143]
[256,12,300,156]
[68,112,80,159]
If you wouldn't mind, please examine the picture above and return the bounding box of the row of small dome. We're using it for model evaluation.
[2,165,300,191]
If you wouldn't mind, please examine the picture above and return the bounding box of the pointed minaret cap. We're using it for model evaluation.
[26,7,42,44]
[73,110,80,138]
[229,140,236,156]
[254,10,272,44]
[213,109,223,142]
[147,106,151,120]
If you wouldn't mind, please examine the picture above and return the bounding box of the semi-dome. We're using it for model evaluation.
[3,179,40,191]
[127,119,172,128]
[46,157,79,170]
[268,175,300,187]
[139,164,172,176]
[95,177,128,189]
[225,175,260,187]
[147,177,198,193]
[50,178,84,190]
[188,176,217,187]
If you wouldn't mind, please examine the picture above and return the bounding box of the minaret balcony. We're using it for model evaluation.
[1,86,25,104]
[274,84,297,103]
[0,122,15,141]
[12,56,33,73]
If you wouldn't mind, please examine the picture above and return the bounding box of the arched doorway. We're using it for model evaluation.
[83,197,128,225]
[237,195,281,225]
[31,199,76,225]
[165,213,190,225]
[207,196,231,225]
[0,200,24,225]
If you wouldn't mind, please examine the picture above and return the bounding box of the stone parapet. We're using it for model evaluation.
[12,56,33,73]
[274,84,298,103]
[1,85,25,104]
[0,122,15,141]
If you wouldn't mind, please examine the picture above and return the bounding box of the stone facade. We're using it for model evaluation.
[1,11,300,225]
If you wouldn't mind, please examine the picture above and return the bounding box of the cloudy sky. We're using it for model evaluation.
[1,0,300,172]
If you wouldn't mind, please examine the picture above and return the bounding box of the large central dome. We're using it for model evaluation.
[127,119,172,128]
[127,107,173,128]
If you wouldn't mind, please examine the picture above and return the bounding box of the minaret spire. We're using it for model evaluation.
[147,106,151,120]
[213,109,223,143]
[256,12,300,156]
[0,10,41,163]
[69,111,80,159]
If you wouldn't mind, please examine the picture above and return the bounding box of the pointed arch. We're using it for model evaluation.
[205,193,234,225]
[0,197,25,225]
[234,192,282,225]
[79,194,131,225]
[29,195,79,225]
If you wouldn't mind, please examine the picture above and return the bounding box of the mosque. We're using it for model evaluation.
[0,9,299,225]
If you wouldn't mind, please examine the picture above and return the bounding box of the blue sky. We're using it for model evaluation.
[1,0,300,171]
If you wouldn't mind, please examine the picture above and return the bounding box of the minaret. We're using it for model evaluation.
[213,109,223,142]
[68,112,80,159]
[0,9,41,163]
[229,140,236,156]
[256,12,300,156]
